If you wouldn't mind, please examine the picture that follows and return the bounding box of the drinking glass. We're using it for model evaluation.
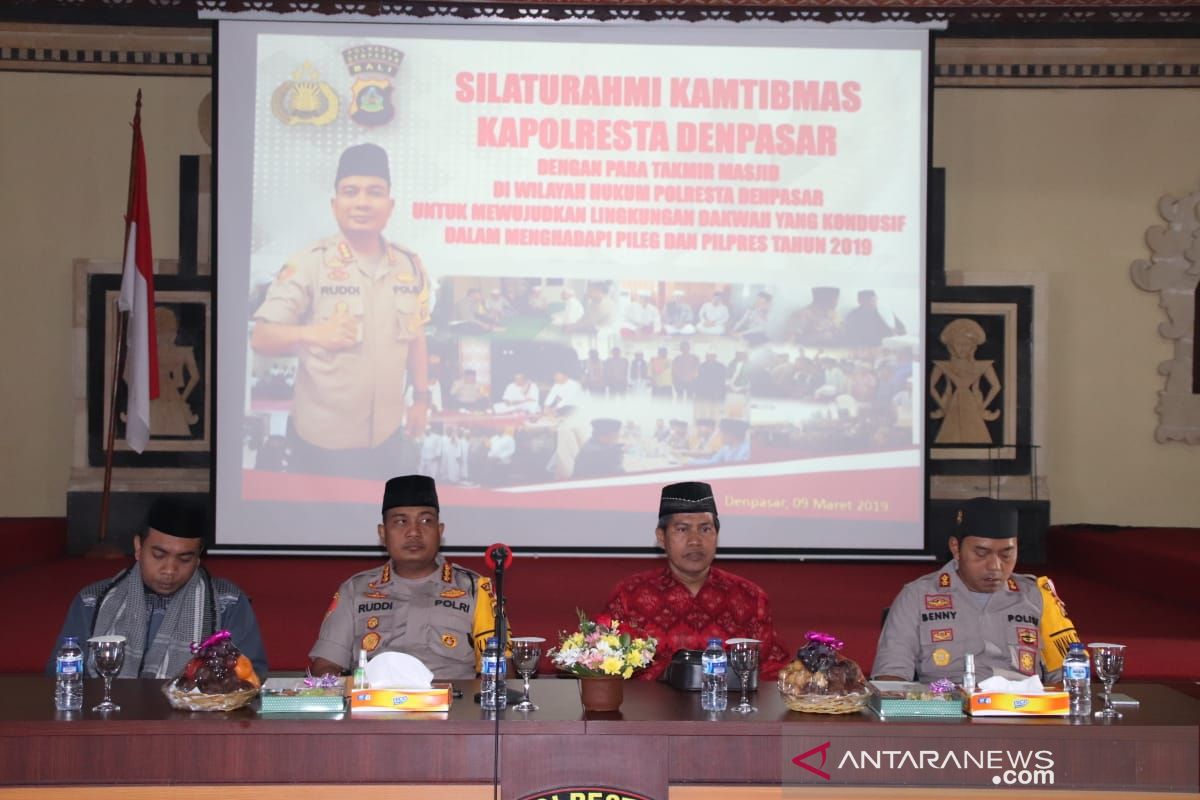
[88,635,126,713]
[727,638,761,714]
[1089,642,1126,719]
[511,636,545,712]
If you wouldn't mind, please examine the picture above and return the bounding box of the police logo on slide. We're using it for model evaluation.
[271,61,338,127]
[343,44,404,128]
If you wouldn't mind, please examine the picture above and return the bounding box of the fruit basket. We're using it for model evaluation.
[777,631,870,715]
[162,630,260,712]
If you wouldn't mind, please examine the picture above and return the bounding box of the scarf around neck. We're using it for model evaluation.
[91,561,212,678]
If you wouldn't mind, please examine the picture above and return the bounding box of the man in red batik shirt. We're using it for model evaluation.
[603,481,791,681]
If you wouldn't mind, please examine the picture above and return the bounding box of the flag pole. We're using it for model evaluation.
[92,90,145,558]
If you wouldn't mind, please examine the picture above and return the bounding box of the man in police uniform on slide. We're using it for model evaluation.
[251,143,432,477]
[872,497,1080,685]
[308,475,501,679]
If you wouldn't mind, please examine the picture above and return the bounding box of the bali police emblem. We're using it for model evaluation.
[271,61,339,127]
[343,44,404,128]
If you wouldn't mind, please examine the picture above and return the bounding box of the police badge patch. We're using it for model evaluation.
[938,573,951,588]
[1017,626,1038,646]
[343,44,404,128]
[441,633,458,649]
[324,591,339,620]
[932,648,951,667]
[362,632,382,652]
[1018,649,1037,675]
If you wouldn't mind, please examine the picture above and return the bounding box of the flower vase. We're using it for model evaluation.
[578,676,624,712]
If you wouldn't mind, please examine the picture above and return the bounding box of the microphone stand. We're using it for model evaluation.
[489,551,507,800]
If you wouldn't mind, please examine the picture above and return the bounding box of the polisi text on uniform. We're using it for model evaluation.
[1008,614,1039,625]
[921,611,957,622]
[394,285,422,294]
[321,285,361,296]
[358,601,393,613]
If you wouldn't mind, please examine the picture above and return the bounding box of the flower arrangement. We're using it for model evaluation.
[550,610,657,679]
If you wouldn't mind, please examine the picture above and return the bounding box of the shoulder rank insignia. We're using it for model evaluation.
[323,591,339,620]
[343,44,404,128]
[275,264,296,284]
[1007,578,1019,592]
[380,563,392,585]
[336,241,354,263]
[937,572,951,588]
[441,562,453,583]
[440,588,467,599]
[271,61,339,127]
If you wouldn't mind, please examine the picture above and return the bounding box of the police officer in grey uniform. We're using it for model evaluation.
[872,497,1079,685]
[251,143,432,477]
[308,475,500,679]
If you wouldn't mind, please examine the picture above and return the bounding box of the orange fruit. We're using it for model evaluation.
[235,654,260,687]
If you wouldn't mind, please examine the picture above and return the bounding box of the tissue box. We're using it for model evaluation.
[349,683,452,712]
[259,677,347,713]
[966,690,1069,716]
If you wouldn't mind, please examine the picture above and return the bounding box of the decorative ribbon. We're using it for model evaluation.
[190,629,231,654]
[804,631,845,650]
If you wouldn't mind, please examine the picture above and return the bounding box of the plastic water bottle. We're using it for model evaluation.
[54,636,84,712]
[701,637,728,712]
[481,636,506,710]
[1064,642,1091,717]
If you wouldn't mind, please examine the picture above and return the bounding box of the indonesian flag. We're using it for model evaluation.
[118,93,158,453]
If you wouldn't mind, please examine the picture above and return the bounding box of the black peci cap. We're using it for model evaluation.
[335,143,391,187]
[382,475,439,514]
[954,497,1018,540]
[659,481,718,518]
[145,496,209,541]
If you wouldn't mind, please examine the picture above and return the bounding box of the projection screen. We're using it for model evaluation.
[214,20,930,555]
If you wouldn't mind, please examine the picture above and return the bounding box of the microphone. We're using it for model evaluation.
[484,543,513,572]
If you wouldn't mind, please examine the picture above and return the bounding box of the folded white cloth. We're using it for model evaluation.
[364,652,434,689]
[978,674,1044,694]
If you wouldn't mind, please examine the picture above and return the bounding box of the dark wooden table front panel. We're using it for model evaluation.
[0,677,1196,793]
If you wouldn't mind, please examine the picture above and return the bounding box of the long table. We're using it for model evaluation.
[0,676,1197,798]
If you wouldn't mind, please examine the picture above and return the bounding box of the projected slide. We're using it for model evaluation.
[215,21,928,553]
